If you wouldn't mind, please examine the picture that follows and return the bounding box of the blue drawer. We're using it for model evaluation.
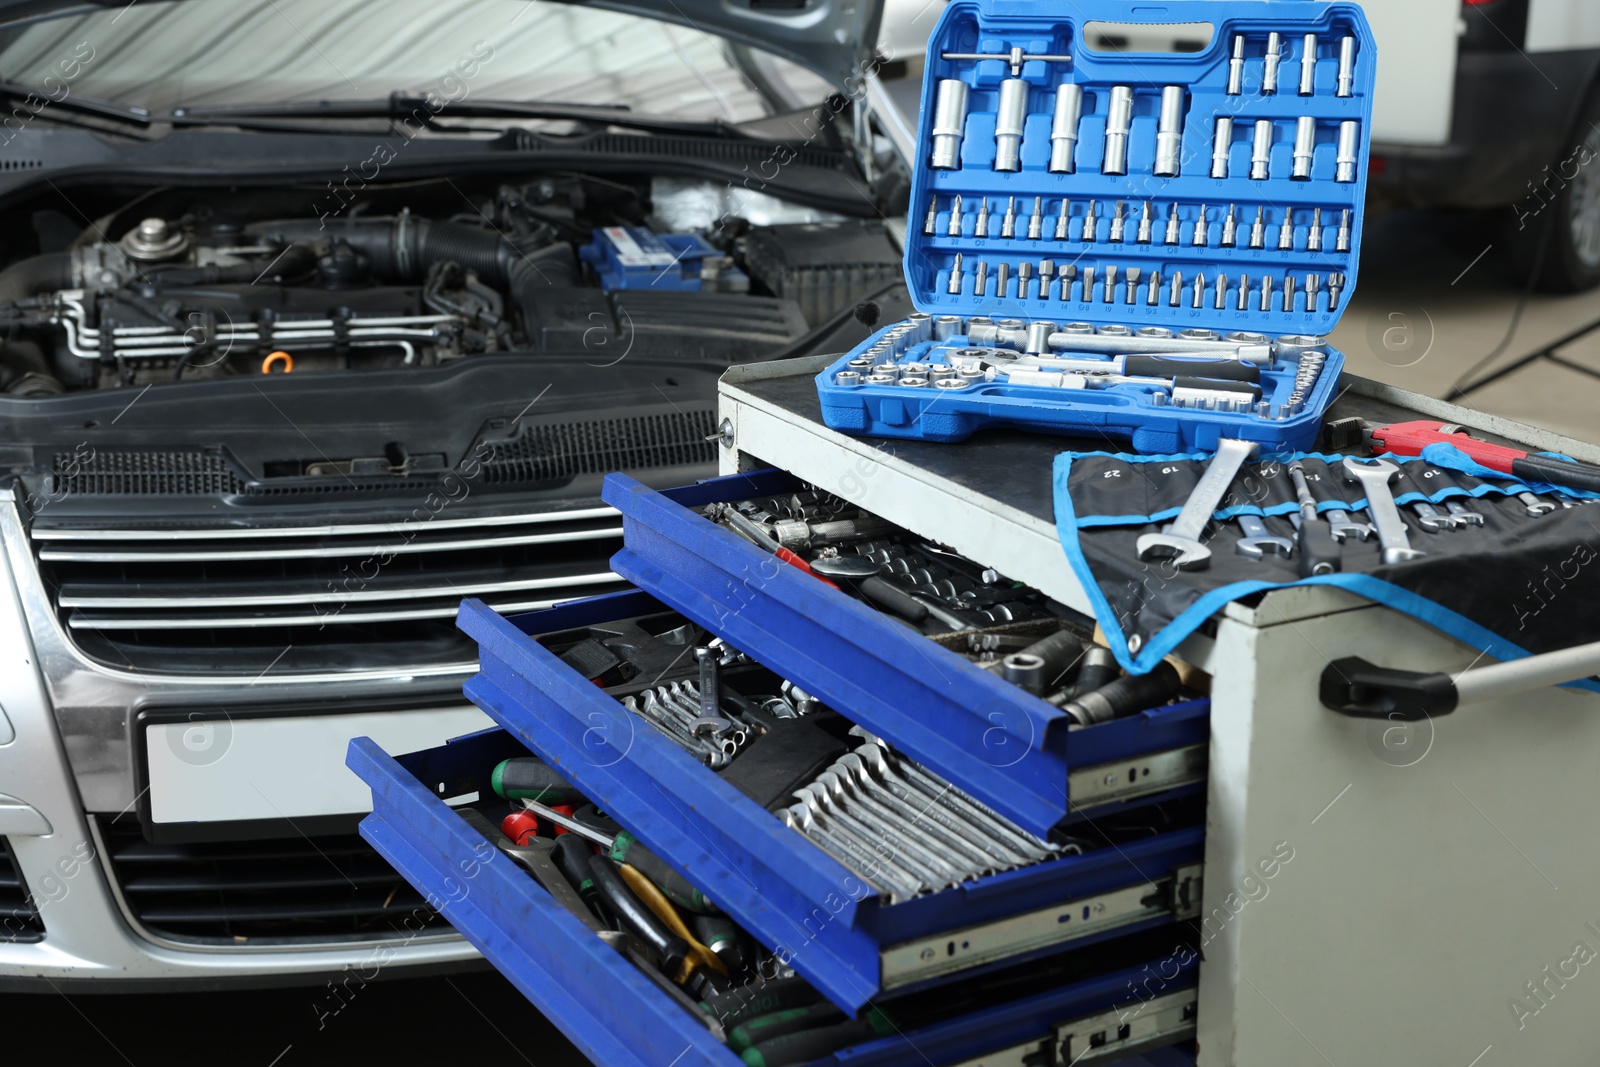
[600,471,1207,838]
[458,592,1205,1014]
[347,728,1199,1067]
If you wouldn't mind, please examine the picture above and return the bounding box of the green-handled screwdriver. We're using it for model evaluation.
[520,797,718,915]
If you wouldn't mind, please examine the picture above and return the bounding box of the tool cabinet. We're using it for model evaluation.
[347,352,1600,1065]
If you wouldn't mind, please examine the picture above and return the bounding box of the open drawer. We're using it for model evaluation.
[599,470,1204,837]
[347,727,1201,1067]
[458,589,1205,1013]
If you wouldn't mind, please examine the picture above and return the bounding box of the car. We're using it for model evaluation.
[0,0,912,990]
[1363,0,1600,290]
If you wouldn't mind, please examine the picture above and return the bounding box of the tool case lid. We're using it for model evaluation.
[903,0,1377,336]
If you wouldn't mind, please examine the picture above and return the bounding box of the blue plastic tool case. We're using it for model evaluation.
[816,0,1376,452]
[347,729,1199,1066]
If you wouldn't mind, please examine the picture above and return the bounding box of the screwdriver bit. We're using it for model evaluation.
[1147,269,1160,306]
[975,259,988,296]
[1001,196,1017,238]
[948,253,963,295]
[1018,260,1033,298]
[1336,209,1351,252]
[1081,200,1098,242]
[1103,264,1117,303]
[1250,206,1266,249]
[1165,202,1181,245]
[1215,273,1228,309]
[1110,201,1127,242]
[1125,266,1141,304]
[948,194,963,237]
[1027,196,1043,240]
[1237,273,1251,310]
[1080,265,1094,302]
[1137,201,1154,244]
[975,197,990,238]
[1260,275,1273,311]
[1059,264,1077,301]
[1055,199,1071,240]
[1193,204,1208,246]
[1278,211,1295,250]
[1222,204,1238,247]
[1283,275,1296,312]
[1169,270,1182,307]
[1307,207,1323,252]
[923,195,938,236]
[996,261,1010,297]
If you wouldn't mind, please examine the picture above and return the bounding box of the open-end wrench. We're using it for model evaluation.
[1137,438,1260,570]
[1234,513,1294,559]
[1516,491,1556,517]
[1444,500,1484,526]
[1410,501,1453,533]
[1325,507,1373,542]
[1343,458,1426,565]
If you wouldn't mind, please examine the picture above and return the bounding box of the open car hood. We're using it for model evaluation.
[581,0,883,88]
[0,0,884,92]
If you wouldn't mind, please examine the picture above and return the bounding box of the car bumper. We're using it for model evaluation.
[1368,48,1600,209]
[0,493,485,987]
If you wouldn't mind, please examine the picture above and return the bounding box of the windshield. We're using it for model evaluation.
[0,0,831,120]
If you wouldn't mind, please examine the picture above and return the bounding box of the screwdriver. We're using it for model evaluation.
[729,1003,846,1053]
[740,1006,897,1067]
[615,862,728,981]
[699,974,823,1029]
[521,798,718,914]
[490,757,585,804]
[582,850,693,981]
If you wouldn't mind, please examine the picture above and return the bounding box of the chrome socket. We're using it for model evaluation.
[1337,36,1355,97]
[1251,119,1273,180]
[1211,116,1233,178]
[1103,86,1134,175]
[1299,34,1317,96]
[1292,116,1316,180]
[1049,83,1083,173]
[1336,120,1360,182]
[994,78,1028,172]
[930,79,969,169]
[834,370,861,387]
[1154,85,1185,177]
[1263,32,1282,94]
[1227,34,1246,95]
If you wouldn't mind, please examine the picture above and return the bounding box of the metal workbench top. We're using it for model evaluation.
[716,354,1598,660]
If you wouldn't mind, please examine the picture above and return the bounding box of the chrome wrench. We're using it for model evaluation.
[1444,500,1484,526]
[1325,507,1373,542]
[1234,513,1295,559]
[1342,458,1426,565]
[1138,438,1260,570]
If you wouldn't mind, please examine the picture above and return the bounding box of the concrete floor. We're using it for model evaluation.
[1332,207,1600,443]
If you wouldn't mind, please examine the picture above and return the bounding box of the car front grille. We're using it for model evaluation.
[98,819,450,944]
[28,504,628,675]
[1,839,43,942]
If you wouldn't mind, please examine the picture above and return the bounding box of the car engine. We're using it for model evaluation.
[0,177,902,395]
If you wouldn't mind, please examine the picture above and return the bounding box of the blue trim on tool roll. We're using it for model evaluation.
[1052,452,1600,689]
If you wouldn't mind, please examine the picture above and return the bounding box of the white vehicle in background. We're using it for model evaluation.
[1363,0,1600,290]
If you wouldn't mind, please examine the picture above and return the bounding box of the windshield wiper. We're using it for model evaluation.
[169,93,762,140]
[0,81,151,126]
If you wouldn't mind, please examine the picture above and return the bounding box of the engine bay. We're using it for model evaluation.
[0,175,902,395]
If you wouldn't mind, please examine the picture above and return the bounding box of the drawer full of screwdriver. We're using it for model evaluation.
[348,727,1203,1066]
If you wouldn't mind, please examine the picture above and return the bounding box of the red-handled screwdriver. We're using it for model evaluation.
[1372,420,1600,494]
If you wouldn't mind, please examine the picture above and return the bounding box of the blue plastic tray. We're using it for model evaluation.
[816,0,1376,451]
[457,586,1205,1014]
[348,729,1196,1066]
[602,470,1209,837]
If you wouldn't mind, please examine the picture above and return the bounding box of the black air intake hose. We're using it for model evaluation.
[143,243,319,286]
[244,217,516,285]
[0,252,72,302]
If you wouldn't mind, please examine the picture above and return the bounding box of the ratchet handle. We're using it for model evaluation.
[1124,355,1260,382]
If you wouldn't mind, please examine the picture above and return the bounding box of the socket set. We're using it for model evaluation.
[817,0,1375,452]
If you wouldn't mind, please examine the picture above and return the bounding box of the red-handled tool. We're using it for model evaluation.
[1371,421,1600,494]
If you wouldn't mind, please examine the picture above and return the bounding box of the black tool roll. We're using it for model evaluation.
[1053,450,1600,683]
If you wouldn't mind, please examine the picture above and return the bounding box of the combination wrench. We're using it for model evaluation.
[1342,458,1426,565]
[1138,438,1260,570]
[1234,513,1294,560]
